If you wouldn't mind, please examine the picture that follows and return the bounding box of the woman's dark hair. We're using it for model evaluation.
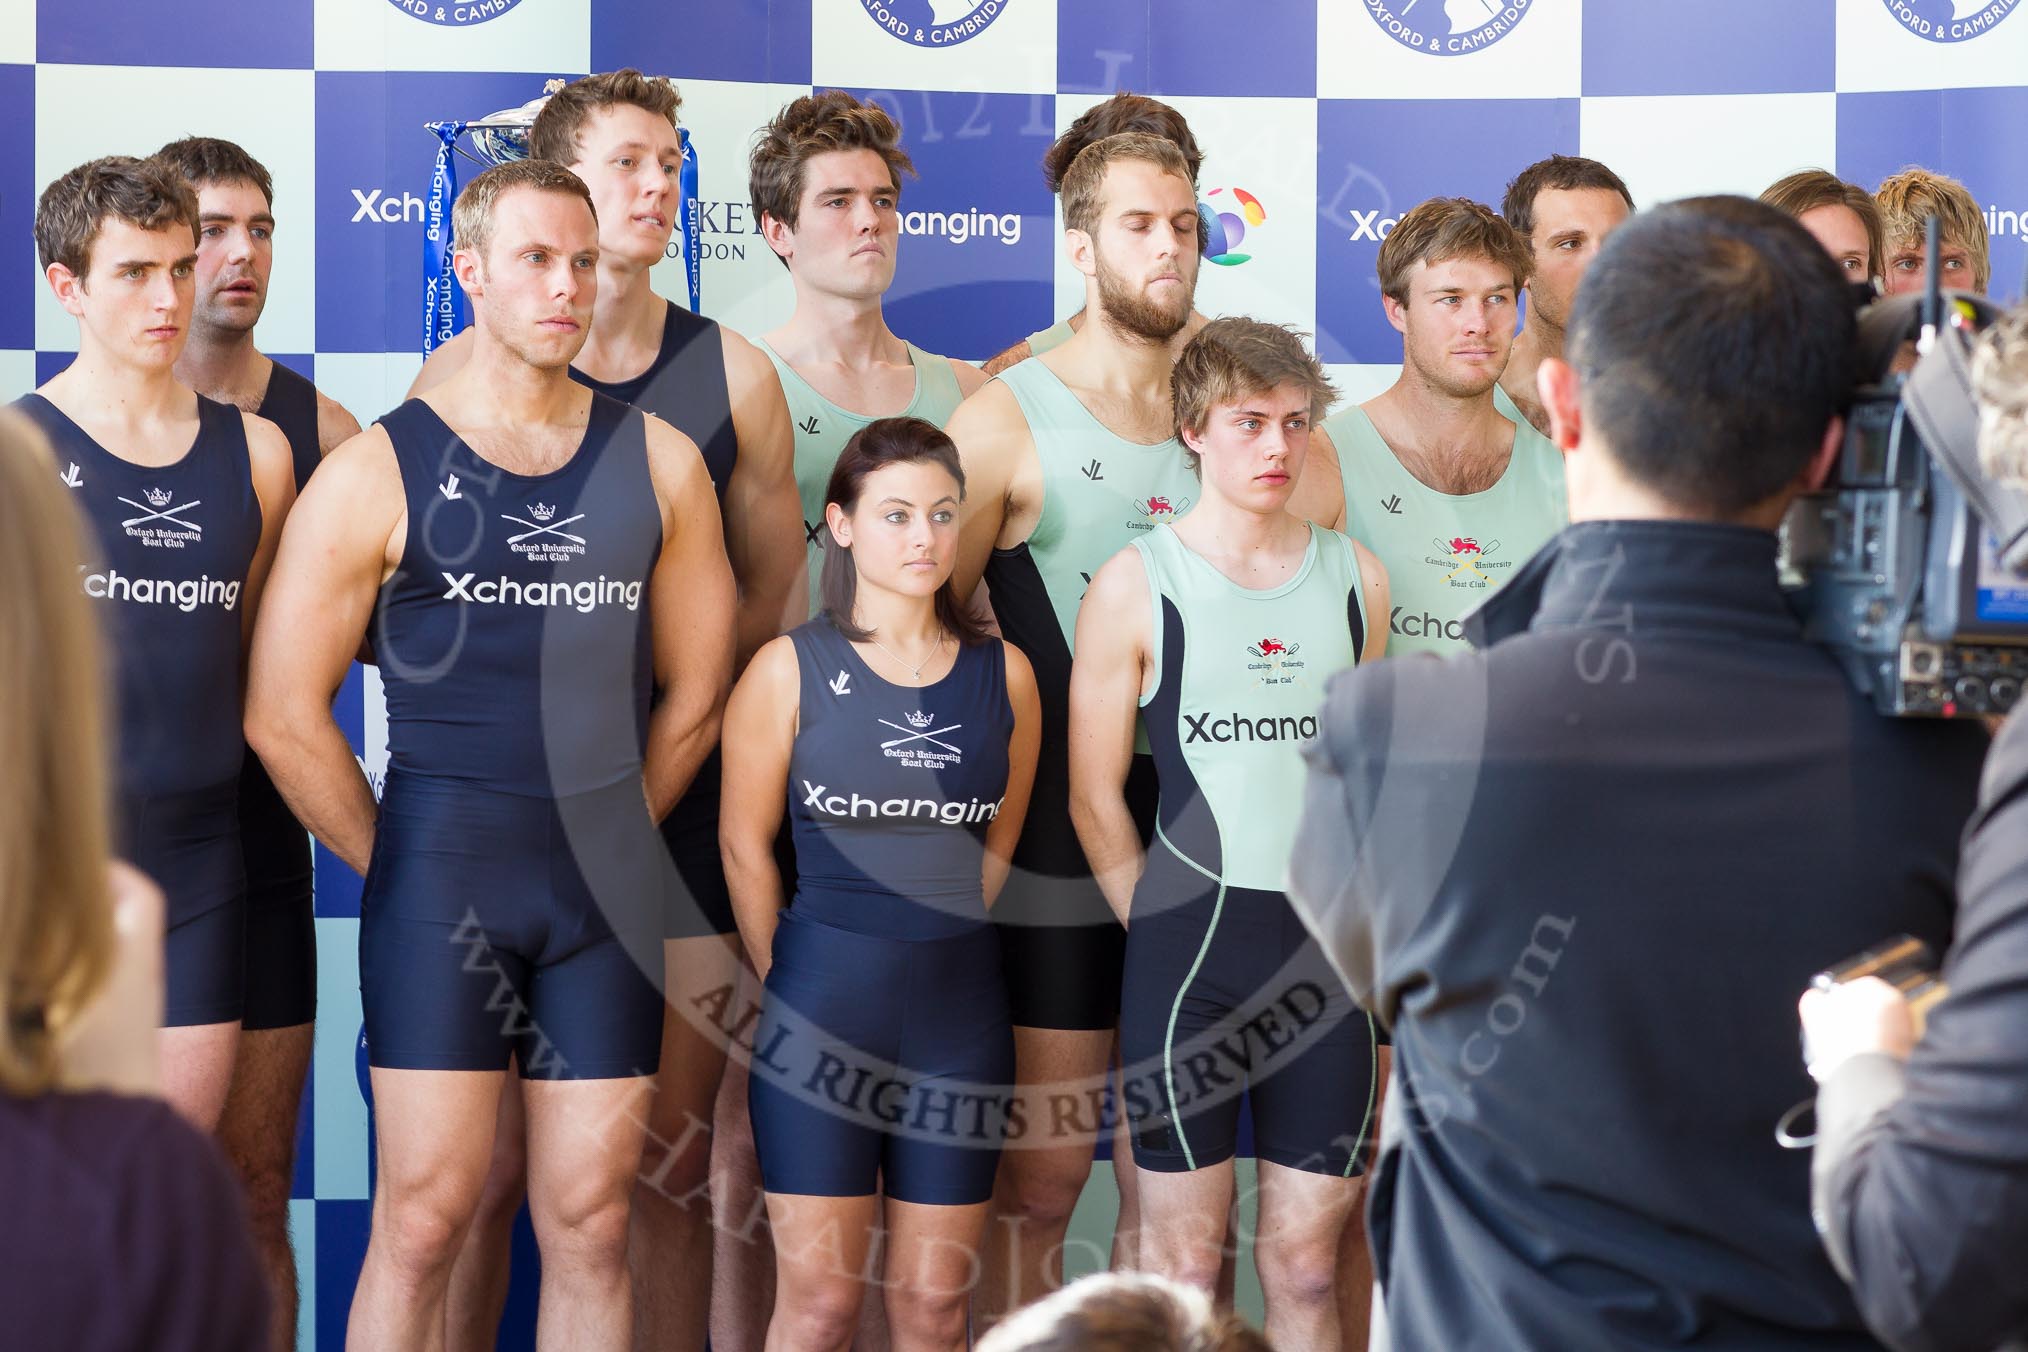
[820,416,989,645]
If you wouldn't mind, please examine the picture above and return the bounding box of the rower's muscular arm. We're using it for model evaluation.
[983,643,1042,910]
[643,416,737,822]
[1352,539,1390,662]
[720,329,801,669]
[245,428,405,874]
[239,412,298,655]
[1069,547,1154,925]
[719,635,799,979]
[306,388,375,665]
[947,379,1039,600]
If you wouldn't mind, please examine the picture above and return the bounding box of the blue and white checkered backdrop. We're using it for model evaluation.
[17,0,2028,1345]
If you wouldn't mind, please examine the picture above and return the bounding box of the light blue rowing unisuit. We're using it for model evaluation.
[757,339,967,617]
[1118,521,1377,1178]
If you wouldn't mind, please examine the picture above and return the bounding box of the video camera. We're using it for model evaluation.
[1777,934,1947,1149]
[1782,246,2028,718]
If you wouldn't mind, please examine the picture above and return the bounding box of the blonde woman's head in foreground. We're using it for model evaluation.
[978,1273,1274,1352]
[0,409,116,1096]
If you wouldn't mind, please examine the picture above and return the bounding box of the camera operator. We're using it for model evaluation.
[1289,196,1991,1349]
[1800,305,2028,1352]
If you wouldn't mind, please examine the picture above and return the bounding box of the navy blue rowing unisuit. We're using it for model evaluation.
[19,391,261,1027]
[568,301,736,502]
[359,394,668,1079]
[749,617,1017,1203]
[570,300,740,940]
[786,619,1012,940]
[257,360,322,490]
[373,395,657,797]
[239,360,320,1032]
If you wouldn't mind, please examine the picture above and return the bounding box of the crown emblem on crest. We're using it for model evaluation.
[144,487,172,508]
[905,710,934,728]
[529,503,556,522]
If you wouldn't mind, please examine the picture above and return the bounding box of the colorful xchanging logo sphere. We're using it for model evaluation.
[1200,188,1266,266]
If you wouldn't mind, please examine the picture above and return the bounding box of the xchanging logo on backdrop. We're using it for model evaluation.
[351,189,429,224]
[1987,203,2028,241]
[382,0,524,24]
[1366,0,1535,55]
[1346,208,1402,243]
[858,0,1009,47]
[1881,0,2022,42]
[899,206,1022,246]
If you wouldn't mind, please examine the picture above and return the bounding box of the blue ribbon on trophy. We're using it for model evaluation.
[422,79,702,355]
[678,125,701,315]
[422,119,469,356]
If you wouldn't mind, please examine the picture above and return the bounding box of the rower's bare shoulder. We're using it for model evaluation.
[314,389,364,456]
[641,412,715,512]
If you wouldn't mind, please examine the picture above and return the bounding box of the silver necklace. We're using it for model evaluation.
[868,630,946,683]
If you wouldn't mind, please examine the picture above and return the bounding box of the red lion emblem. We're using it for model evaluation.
[1257,638,1288,656]
[1147,496,1174,514]
[1448,536,1481,555]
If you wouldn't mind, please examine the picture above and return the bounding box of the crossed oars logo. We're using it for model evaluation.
[1438,535,1500,582]
[503,503,587,546]
[120,488,202,534]
[880,716,962,756]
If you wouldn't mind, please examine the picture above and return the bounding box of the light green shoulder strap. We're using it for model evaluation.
[906,344,967,427]
[1026,317,1076,356]
[993,358,1081,479]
